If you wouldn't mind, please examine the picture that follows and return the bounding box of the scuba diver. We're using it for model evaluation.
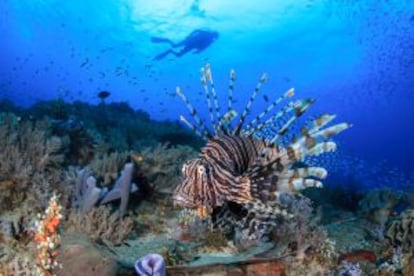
[151,29,219,60]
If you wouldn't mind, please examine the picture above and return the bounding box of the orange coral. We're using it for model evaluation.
[33,193,63,276]
[338,249,376,264]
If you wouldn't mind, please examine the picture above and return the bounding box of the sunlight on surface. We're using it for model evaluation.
[127,0,310,37]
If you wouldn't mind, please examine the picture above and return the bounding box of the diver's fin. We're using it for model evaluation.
[153,49,173,61]
[150,36,175,45]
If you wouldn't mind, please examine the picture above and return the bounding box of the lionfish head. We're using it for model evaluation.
[173,158,218,217]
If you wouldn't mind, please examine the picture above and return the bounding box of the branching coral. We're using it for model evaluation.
[69,205,134,245]
[0,255,38,276]
[0,114,73,275]
[88,151,130,186]
[0,115,63,176]
[385,208,414,253]
[358,188,404,234]
[0,113,68,213]
[136,143,197,195]
[270,194,334,262]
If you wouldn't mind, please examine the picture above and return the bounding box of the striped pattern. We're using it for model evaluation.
[173,64,351,241]
[174,135,264,209]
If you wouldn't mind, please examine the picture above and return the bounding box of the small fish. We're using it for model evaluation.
[80,58,89,67]
[131,153,144,164]
[97,91,111,100]
[263,94,269,102]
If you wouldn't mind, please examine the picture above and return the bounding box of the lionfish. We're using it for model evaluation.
[173,64,351,240]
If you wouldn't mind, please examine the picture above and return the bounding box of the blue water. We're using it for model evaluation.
[0,0,413,188]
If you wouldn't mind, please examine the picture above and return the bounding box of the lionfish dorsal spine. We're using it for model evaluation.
[243,88,295,137]
[200,65,222,134]
[214,68,237,134]
[200,69,216,133]
[204,65,221,130]
[233,73,268,135]
[176,86,212,140]
[228,69,236,113]
[179,115,204,138]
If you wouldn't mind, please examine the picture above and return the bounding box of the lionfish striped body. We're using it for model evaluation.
[173,64,350,240]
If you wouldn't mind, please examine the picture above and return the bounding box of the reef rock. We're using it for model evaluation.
[57,233,119,276]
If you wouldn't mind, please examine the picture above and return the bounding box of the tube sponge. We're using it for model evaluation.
[134,253,166,276]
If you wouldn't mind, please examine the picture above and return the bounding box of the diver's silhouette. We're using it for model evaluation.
[151,29,219,60]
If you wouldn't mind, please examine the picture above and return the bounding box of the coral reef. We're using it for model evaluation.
[0,93,412,275]
[68,205,134,245]
[27,99,201,151]
[137,143,198,195]
[0,113,68,212]
[100,162,136,217]
[338,260,363,276]
[385,208,414,252]
[73,163,138,217]
[33,193,63,275]
[0,255,38,276]
[358,188,404,232]
[88,151,130,186]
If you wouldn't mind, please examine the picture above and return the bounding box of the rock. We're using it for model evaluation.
[243,261,286,276]
[57,233,119,276]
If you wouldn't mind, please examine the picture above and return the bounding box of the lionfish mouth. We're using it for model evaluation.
[172,194,197,208]
[173,195,212,218]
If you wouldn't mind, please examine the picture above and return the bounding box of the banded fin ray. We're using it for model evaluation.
[234,73,268,135]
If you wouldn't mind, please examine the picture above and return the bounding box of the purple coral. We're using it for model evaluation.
[134,253,166,276]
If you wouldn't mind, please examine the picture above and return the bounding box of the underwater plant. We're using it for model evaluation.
[173,64,351,243]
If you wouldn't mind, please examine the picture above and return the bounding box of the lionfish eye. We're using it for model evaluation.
[197,165,205,174]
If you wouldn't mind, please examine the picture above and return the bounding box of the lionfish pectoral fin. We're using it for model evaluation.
[242,161,282,205]
[245,157,283,180]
